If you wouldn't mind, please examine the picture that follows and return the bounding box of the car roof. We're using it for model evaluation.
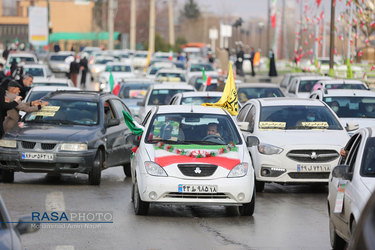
[105,62,132,66]
[23,64,47,68]
[156,105,228,115]
[178,91,223,98]
[30,86,79,92]
[156,68,185,74]
[317,79,365,85]
[121,78,155,84]
[33,78,71,84]
[294,76,332,80]
[151,84,195,90]
[50,51,74,55]
[8,53,36,57]
[237,83,281,88]
[255,98,324,107]
[322,89,375,97]
[45,91,110,101]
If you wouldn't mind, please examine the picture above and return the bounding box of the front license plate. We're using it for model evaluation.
[297,164,330,172]
[178,184,218,193]
[21,152,54,161]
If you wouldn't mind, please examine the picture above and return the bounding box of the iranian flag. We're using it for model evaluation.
[108,71,120,95]
[168,49,173,61]
[270,0,277,28]
[202,68,212,86]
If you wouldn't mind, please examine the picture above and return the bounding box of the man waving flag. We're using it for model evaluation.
[202,62,239,116]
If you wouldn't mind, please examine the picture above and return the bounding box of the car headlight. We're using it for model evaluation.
[0,139,17,148]
[258,143,283,155]
[60,143,88,151]
[144,161,167,177]
[228,162,248,178]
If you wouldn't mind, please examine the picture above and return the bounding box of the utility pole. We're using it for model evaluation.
[168,0,175,46]
[267,0,271,52]
[148,0,155,53]
[347,2,353,61]
[322,12,327,57]
[329,0,335,76]
[130,0,136,51]
[108,0,114,50]
[280,0,286,59]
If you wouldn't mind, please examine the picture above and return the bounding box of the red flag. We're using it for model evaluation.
[320,11,324,20]
[358,51,363,57]
[316,0,322,7]
[371,65,375,71]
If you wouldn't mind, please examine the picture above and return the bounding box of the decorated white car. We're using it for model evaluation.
[128,105,255,216]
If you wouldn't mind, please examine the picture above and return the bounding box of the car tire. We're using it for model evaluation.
[239,188,255,216]
[255,180,265,192]
[133,179,149,215]
[123,163,131,177]
[89,150,103,185]
[2,170,14,183]
[329,218,346,249]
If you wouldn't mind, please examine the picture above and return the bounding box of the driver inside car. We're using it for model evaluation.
[207,123,220,136]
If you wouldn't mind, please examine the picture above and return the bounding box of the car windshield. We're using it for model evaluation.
[145,113,241,145]
[181,96,221,105]
[11,56,36,63]
[238,87,284,103]
[299,80,320,92]
[24,99,99,125]
[50,55,70,61]
[361,137,375,177]
[106,65,131,72]
[27,91,50,102]
[135,54,147,58]
[259,105,342,130]
[119,84,150,99]
[148,89,194,105]
[157,72,186,82]
[25,68,44,77]
[190,64,214,72]
[96,59,113,64]
[33,82,69,87]
[325,83,367,90]
[324,96,375,118]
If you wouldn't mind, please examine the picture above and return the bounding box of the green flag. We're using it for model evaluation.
[122,110,143,136]
[202,68,207,82]
[109,70,114,92]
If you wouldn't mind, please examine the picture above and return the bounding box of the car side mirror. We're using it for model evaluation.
[15,216,40,235]
[332,164,353,181]
[106,118,120,128]
[246,136,259,147]
[125,134,140,147]
[238,121,250,131]
[346,122,359,132]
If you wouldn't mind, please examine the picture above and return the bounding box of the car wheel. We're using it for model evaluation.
[239,188,255,216]
[133,179,149,215]
[255,180,264,192]
[123,163,131,177]
[329,218,346,249]
[89,150,103,185]
[2,170,14,183]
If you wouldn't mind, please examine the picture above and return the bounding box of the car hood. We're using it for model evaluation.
[361,178,375,194]
[256,130,349,148]
[144,143,242,170]
[339,118,375,129]
[5,124,99,142]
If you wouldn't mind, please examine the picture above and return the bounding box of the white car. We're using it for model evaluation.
[328,127,375,249]
[138,84,195,121]
[286,76,332,98]
[32,78,74,87]
[237,83,285,104]
[145,62,176,80]
[129,105,255,215]
[310,89,375,134]
[47,51,75,73]
[5,53,38,69]
[237,98,350,192]
[155,68,186,83]
[279,73,317,91]
[186,63,218,83]
[132,51,148,69]
[311,79,368,91]
[99,62,135,91]
[23,64,53,80]
[89,56,116,79]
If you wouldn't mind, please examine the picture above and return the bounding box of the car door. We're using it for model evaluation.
[287,79,297,97]
[110,98,133,166]
[237,103,251,123]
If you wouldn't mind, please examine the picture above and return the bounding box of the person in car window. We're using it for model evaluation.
[306,110,317,122]
[330,101,340,113]
[207,123,220,136]
[160,119,173,140]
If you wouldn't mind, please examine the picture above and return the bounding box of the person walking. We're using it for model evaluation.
[268,49,278,77]
[69,56,80,87]
[79,56,88,89]
[235,45,244,77]
[250,47,256,77]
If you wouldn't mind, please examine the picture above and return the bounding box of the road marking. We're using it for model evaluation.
[45,191,65,211]
[55,246,74,250]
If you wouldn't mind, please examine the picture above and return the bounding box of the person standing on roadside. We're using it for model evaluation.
[250,47,256,77]
[79,56,88,89]
[69,56,80,87]
[269,49,278,77]
[236,45,244,77]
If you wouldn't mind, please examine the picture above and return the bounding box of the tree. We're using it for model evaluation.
[354,0,375,40]
[181,0,200,19]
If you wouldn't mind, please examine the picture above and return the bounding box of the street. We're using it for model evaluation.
[1,167,330,250]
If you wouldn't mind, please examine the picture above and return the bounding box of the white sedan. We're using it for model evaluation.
[328,127,375,249]
[99,62,135,91]
[237,98,350,192]
[129,105,256,215]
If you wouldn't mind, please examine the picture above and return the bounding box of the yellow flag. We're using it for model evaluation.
[144,49,152,72]
[202,62,239,115]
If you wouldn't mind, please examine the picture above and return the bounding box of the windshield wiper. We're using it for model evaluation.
[25,119,77,125]
[150,139,184,145]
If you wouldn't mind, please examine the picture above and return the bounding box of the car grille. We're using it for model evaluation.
[288,172,330,179]
[22,141,36,149]
[164,192,229,199]
[41,143,56,150]
[177,164,218,177]
[287,150,339,163]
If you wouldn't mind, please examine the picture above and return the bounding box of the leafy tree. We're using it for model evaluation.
[181,0,200,19]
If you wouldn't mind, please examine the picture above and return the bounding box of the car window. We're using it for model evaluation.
[119,84,150,99]
[104,100,116,120]
[323,96,375,118]
[142,110,152,126]
[26,91,50,102]
[237,104,250,122]
[325,83,367,90]
[181,96,221,105]
[289,80,297,93]
[50,55,70,61]
[339,133,359,165]
[361,137,375,177]
[244,106,256,133]
[346,135,362,172]
[298,80,318,93]
[238,87,284,103]
[148,89,194,105]
[111,99,128,122]
[106,65,131,72]
[25,68,45,77]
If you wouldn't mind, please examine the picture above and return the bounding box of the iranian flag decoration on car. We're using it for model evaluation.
[202,68,212,86]
[108,70,120,95]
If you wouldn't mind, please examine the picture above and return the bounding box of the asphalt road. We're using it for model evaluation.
[1,167,330,250]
